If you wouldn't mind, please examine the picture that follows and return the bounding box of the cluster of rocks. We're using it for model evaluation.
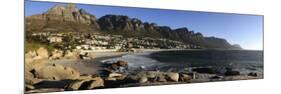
[25,47,104,93]
[100,61,193,85]
[25,47,260,93]
[130,71,193,84]
[26,47,96,61]
[191,67,260,81]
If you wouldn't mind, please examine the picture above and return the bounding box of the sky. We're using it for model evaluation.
[25,1,263,50]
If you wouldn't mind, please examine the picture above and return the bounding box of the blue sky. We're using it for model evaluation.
[25,1,263,50]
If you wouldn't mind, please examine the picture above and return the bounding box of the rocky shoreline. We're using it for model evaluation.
[25,47,262,93]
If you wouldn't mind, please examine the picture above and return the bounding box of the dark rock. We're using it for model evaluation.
[116,60,128,68]
[25,84,35,90]
[179,73,192,82]
[248,72,258,77]
[210,75,223,79]
[166,72,179,82]
[138,77,148,83]
[224,70,240,76]
[156,74,167,82]
[192,67,219,74]
[105,60,129,73]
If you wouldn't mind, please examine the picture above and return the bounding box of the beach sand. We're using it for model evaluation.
[50,51,129,75]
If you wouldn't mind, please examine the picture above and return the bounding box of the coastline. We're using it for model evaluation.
[25,48,263,93]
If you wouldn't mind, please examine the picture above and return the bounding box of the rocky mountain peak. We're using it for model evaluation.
[45,4,65,15]
[26,4,100,32]
[66,4,77,9]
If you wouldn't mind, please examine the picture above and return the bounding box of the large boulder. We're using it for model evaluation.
[65,77,104,90]
[106,60,129,73]
[25,59,49,72]
[156,73,167,82]
[25,70,42,85]
[79,52,91,60]
[65,80,85,90]
[36,47,49,59]
[179,73,192,82]
[49,49,63,60]
[87,77,104,89]
[63,50,79,59]
[25,51,38,64]
[146,71,159,79]
[107,72,126,80]
[35,63,80,80]
[88,52,95,59]
[25,84,35,91]
[138,77,148,83]
[116,60,128,68]
[166,72,179,82]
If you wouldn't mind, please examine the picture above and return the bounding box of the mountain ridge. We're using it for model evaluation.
[25,4,242,50]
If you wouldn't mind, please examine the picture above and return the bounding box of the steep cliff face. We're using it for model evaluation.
[26,4,242,49]
[26,4,100,32]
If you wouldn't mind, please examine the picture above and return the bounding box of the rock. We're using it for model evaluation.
[63,50,78,59]
[25,51,37,59]
[105,77,117,81]
[78,74,93,80]
[25,59,49,73]
[146,71,159,78]
[223,75,257,80]
[156,74,167,82]
[108,73,123,78]
[25,84,35,90]
[210,75,223,79]
[87,77,104,89]
[106,60,129,73]
[179,73,192,82]
[224,70,240,76]
[36,47,49,59]
[88,52,95,59]
[79,52,91,60]
[139,77,148,83]
[47,36,63,43]
[192,67,218,74]
[110,63,119,70]
[66,77,104,90]
[188,72,196,79]
[25,88,64,93]
[248,72,258,77]
[132,71,147,81]
[65,80,85,90]
[35,64,80,80]
[116,60,128,68]
[49,49,63,60]
[166,72,179,82]
[25,70,42,85]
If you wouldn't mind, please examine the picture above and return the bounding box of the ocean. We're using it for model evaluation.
[101,50,263,76]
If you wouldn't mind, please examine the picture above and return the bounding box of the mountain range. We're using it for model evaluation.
[25,4,242,49]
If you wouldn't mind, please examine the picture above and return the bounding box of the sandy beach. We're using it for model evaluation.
[50,51,129,75]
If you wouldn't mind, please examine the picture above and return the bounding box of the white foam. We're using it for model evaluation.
[101,52,163,70]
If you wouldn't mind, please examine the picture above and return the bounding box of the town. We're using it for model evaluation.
[26,32,201,53]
